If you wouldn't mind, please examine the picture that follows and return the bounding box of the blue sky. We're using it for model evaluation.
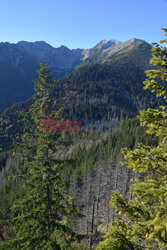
[0,0,166,49]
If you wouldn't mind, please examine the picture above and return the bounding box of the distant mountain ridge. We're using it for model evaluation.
[0,38,151,113]
[80,38,151,66]
[81,38,140,60]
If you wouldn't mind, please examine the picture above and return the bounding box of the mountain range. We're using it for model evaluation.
[0,38,152,113]
[0,36,162,245]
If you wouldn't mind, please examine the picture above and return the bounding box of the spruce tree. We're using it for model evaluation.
[3,58,84,249]
[97,29,167,249]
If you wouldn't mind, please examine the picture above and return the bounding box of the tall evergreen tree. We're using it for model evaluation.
[97,29,167,249]
[2,58,84,249]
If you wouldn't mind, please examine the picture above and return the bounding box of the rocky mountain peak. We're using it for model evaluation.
[93,39,121,51]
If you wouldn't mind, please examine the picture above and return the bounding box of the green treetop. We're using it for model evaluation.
[0,59,85,250]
